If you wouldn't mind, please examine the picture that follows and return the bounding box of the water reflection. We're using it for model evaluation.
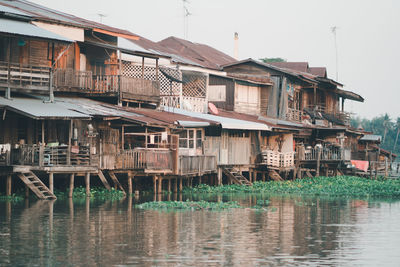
[1,195,400,266]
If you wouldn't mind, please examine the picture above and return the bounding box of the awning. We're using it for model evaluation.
[336,88,364,102]
[176,120,210,128]
[164,107,271,131]
[0,18,72,42]
[0,97,91,120]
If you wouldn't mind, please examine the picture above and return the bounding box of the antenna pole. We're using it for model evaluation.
[331,26,339,80]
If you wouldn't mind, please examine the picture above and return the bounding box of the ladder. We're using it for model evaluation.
[268,169,284,181]
[17,171,57,200]
[108,171,126,196]
[223,167,252,186]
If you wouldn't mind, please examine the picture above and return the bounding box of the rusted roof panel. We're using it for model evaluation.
[269,62,310,73]
[158,36,237,70]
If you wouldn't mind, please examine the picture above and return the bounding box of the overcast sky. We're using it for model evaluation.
[31,0,400,120]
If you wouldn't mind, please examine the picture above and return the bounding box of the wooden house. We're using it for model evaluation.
[222,59,364,126]
[0,1,163,106]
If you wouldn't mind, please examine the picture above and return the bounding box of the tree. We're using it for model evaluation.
[259,57,286,63]
[382,113,392,144]
[393,117,400,152]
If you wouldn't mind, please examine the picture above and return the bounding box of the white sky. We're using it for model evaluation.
[31,0,400,119]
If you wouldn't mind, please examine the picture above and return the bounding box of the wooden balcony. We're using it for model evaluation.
[286,108,303,122]
[1,144,95,168]
[305,104,351,125]
[179,155,217,175]
[0,61,50,92]
[53,69,160,103]
[116,148,173,173]
[299,146,344,161]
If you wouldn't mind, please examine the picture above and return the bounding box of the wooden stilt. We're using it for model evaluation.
[25,185,29,198]
[316,148,321,177]
[68,174,74,198]
[153,176,157,194]
[128,172,133,196]
[6,174,11,196]
[179,177,183,191]
[158,176,162,194]
[325,166,329,177]
[199,175,202,185]
[49,172,54,193]
[85,172,90,197]
[168,178,171,192]
[217,167,222,185]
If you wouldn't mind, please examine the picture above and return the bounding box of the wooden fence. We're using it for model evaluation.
[179,155,217,175]
[117,148,173,172]
[0,61,50,90]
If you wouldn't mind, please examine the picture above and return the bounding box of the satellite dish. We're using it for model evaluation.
[208,102,219,115]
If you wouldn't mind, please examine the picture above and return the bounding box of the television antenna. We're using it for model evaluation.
[97,13,107,23]
[331,26,339,80]
[182,0,192,39]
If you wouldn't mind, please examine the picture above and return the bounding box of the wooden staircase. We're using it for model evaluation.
[108,171,126,196]
[17,172,57,200]
[223,167,252,186]
[268,170,284,181]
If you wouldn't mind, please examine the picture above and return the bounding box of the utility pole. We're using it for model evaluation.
[182,0,191,39]
[331,26,339,81]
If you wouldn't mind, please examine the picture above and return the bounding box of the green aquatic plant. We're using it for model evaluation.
[185,176,400,198]
[136,199,274,212]
[55,186,125,200]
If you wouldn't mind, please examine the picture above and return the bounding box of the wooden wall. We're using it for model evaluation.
[208,75,235,111]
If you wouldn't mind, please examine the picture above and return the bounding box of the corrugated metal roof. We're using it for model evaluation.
[163,107,271,131]
[0,97,90,119]
[360,134,382,142]
[0,4,31,16]
[0,17,71,42]
[177,121,210,128]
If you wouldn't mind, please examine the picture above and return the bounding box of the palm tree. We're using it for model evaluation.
[382,114,391,144]
[393,117,400,152]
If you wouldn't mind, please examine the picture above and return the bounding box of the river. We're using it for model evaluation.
[1,194,400,266]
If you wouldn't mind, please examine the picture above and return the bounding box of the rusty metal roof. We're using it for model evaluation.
[0,0,139,39]
[269,62,310,73]
[308,67,327,78]
[158,36,237,70]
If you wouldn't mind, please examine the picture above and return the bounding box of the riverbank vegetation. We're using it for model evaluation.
[136,199,272,211]
[186,176,400,197]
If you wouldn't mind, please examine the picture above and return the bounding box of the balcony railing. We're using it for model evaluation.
[299,146,343,161]
[260,150,295,168]
[116,148,173,172]
[2,144,93,167]
[305,104,351,126]
[53,68,92,90]
[179,155,217,175]
[286,108,303,122]
[0,61,50,91]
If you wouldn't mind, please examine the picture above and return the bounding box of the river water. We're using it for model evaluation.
[1,194,400,266]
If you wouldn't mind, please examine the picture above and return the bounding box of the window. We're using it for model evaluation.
[177,129,203,149]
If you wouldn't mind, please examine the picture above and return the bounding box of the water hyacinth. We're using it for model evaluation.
[136,200,243,211]
[186,176,400,198]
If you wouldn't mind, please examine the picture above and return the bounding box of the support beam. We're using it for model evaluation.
[217,167,222,185]
[168,179,171,193]
[179,177,183,191]
[158,176,163,194]
[153,176,157,194]
[69,174,74,198]
[128,172,133,195]
[25,185,29,198]
[49,172,54,193]
[6,174,12,196]
[85,172,90,197]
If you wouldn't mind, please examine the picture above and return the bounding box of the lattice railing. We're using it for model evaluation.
[182,96,207,113]
[182,72,207,98]
[260,150,295,167]
[122,61,182,96]
[161,95,181,108]
[286,108,303,122]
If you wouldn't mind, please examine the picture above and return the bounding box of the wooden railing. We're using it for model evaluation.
[93,75,119,93]
[305,105,351,126]
[260,150,295,167]
[120,76,160,97]
[53,68,92,90]
[6,144,93,167]
[0,61,50,90]
[0,144,11,166]
[179,155,217,175]
[117,148,173,172]
[182,96,207,113]
[286,108,303,122]
[300,147,343,161]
